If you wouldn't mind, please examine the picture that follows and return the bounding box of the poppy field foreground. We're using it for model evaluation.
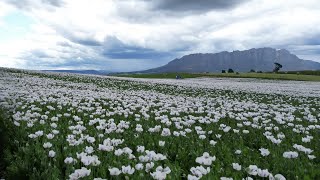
[0,68,319,179]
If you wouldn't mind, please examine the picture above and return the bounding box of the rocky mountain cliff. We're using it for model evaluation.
[142,47,320,73]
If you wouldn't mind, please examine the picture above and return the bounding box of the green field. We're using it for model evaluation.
[114,73,204,79]
[114,72,320,81]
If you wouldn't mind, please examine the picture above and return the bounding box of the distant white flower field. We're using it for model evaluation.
[0,68,319,179]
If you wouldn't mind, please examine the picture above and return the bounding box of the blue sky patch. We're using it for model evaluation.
[0,11,34,43]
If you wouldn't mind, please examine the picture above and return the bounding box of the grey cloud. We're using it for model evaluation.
[20,49,94,70]
[304,34,320,46]
[21,53,168,72]
[57,41,73,48]
[22,49,53,59]
[32,50,52,58]
[74,39,101,47]
[43,0,63,7]
[23,58,92,70]
[148,0,250,12]
[289,45,320,55]
[102,36,175,59]
[115,0,250,22]
[55,28,102,47]
[286,45,320,62]
[5,0,64,10]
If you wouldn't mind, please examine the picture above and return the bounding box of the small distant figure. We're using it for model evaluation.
[176,74,182,79]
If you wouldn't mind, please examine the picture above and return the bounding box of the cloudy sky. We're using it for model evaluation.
[0,0,320,71]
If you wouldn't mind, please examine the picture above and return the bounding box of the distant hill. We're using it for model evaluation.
[42,70,111,75]
[141,47,320,73]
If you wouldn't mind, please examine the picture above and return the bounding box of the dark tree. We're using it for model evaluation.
[273,63,283,73]
[228,68,234,73]
[221,70,226,73]
[250,69,255,73]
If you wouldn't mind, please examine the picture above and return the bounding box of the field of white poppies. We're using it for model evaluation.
[0,68,319,180]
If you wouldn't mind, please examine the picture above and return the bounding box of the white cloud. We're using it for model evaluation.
[0,0,320,71]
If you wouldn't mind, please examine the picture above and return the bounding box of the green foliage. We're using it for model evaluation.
[0,108,61,179]
[0,109,29,179]
[228,69,234,73]
[0,109,7,178]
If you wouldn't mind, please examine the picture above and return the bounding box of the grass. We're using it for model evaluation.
[114,73,205,79]
[114,72,320,81]
[277,70,320,76]
[205,72,320,81]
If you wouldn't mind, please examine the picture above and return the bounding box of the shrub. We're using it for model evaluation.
[273,63,283,73]
[221,70,226,73]
[228,69,234,73]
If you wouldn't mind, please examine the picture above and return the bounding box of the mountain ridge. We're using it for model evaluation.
[141,47,320,73]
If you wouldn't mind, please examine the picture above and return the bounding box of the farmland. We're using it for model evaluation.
[0,68,320,180]
[114,72,320,82]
